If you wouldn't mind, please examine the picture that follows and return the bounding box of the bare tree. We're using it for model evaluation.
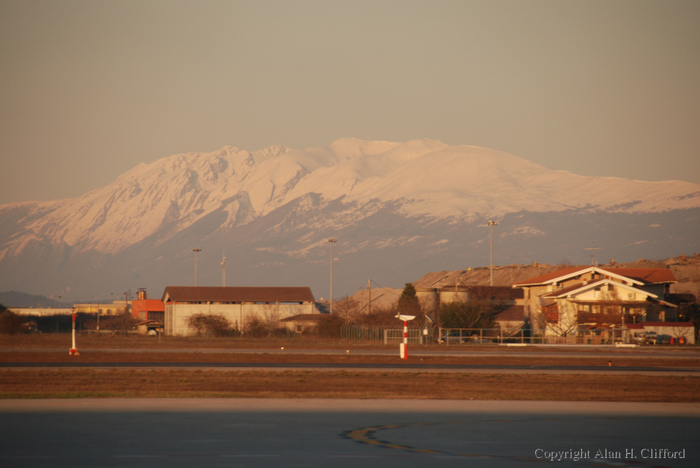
[334,295,361,322]
[537,300,579,341]
[438,299,494,329]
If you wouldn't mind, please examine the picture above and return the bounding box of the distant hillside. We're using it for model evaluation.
[0,291,73,308]
[351,254,700,307]
[4,254,699,309]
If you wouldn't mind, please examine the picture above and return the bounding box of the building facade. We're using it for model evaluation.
[162,286,318,336]
[513,266,678,339]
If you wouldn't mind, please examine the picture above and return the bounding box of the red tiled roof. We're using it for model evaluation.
[162,286,315,303]
[514,266,676,286]
[598,268,676,284]
[541,281,587,298]
[513,267,587,286]
[494,305,524,322]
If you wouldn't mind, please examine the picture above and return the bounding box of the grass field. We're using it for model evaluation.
[1,334,699,401]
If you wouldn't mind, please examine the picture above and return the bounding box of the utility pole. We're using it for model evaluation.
[488,220,498,286]
[368,278,372,316]
[327,238,337,315]
[192,248,202,286]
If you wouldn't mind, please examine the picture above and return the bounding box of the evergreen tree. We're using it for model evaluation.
[398,283,421,316]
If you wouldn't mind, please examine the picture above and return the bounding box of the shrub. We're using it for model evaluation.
[83,312,139,332]
[243,316,286,338]
[317,314,344,338]
[0,310,27,335]
[186,313,235,337]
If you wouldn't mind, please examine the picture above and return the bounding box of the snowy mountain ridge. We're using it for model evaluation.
[3,138,698,259]
[1,138,699,301]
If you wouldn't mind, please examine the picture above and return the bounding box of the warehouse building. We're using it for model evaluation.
[162,286,318,336]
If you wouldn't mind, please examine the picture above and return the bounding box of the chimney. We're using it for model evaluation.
[137,288,147,300]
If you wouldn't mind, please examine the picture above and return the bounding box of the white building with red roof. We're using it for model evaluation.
[513,266,680,341]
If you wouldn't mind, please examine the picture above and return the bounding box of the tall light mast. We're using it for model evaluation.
[488,220,498,286]
[327,238,337,314]
[192,248,201,286]
[221,251,226,287]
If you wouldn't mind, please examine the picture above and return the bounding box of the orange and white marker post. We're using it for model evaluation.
[69,308,79,356]
[396,314,415,360]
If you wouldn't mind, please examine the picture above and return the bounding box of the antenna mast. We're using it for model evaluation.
[585,242,600,266]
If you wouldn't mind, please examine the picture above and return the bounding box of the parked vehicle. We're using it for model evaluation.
[438,332,467,344]
[470,336,494,344]
[632,331,657,345]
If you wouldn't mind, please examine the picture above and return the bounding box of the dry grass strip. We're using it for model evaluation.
[2,369,698,402]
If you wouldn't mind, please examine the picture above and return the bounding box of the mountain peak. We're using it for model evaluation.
[1,139,699,301]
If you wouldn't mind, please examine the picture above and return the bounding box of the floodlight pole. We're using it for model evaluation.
[192,248,202,286]
[488,220,498,286]
[327,238,337,314]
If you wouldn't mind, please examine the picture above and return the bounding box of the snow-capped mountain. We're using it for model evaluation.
[1,138,699,301]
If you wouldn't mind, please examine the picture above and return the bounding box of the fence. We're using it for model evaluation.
[340,324,390,341]
[437,327,638,345]
[438,328,524,345]
[336,324,655,345]
[383,328,435,345]
[340,324,435,343]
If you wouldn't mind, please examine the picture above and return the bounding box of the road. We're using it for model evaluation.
[0,399,697,468]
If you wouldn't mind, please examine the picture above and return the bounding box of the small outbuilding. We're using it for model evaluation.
[625,322,695,345]
[279,314,327,334]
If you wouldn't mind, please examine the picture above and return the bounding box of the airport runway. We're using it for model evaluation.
[3,346,699,359]
[0,399,697,468]
[2,360,699,376]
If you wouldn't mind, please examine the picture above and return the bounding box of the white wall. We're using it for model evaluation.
[9,308,74,316]
[165,302,316,336]
[643,324,696,344]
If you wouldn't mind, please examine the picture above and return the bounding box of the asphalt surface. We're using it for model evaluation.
[4,346,700,358]
[3,346,699,375]
[2,360,699,376]
[1,399,697,468]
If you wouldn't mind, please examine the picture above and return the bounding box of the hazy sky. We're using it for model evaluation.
[1,0,699,204]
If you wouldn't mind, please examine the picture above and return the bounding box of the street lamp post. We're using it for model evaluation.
[488,220,498,286]
[327,238,337,314]
[192,248,202,286]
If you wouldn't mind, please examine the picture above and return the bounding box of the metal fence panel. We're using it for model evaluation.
[383,328,433,344]
[437,327,635,345]
[340,324,435,343]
